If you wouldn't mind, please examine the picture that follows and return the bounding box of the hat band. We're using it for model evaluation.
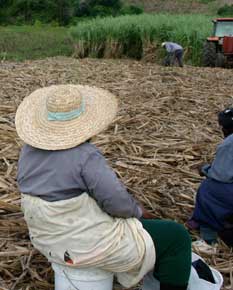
[47,101,85,121]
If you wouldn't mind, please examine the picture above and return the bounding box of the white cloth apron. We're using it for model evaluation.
[21,193,155,288]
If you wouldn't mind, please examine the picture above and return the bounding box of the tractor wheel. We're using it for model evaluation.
[202,41,216,67]
[215,52,225,67]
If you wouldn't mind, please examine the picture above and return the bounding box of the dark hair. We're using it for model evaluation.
[218,108,233,137]
[218,108,233,129]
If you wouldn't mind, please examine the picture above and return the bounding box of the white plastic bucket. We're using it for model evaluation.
[189,253,223,290]
[52,263,114,290]
[142,271,160,290]
[142,253,223,290]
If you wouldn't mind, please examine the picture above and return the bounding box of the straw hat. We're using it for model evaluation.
[15,84,118,150]
[161,42,166,47]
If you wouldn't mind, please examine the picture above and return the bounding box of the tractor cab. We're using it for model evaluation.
[213,18,233,37]
[203,18,233,67]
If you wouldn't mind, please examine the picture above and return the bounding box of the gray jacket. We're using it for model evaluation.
[17,142,142,219]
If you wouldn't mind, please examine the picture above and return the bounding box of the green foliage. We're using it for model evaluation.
[76,0,122,17]
[0,25,72,60]
[218,5,233,17]
[50,20,59,27]
[0,0,78,25]
[156,24,174,41]
[89,5,116,17]
[0,13,213,65]
[91,0,121,9]
[33,19,42,27]
[197,0,215,3]
[0,0,143,25]
[119,5,143,16]
[70,13,213,65]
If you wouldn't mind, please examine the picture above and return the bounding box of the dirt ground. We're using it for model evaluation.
[0,57,233,289]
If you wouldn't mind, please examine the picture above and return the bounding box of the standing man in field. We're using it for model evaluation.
[162,42,184,67]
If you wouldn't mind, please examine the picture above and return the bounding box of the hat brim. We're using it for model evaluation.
[15,85,118,150]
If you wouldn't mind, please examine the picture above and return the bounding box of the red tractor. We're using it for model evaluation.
[202,18,233,67]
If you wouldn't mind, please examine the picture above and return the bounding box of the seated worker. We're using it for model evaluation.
[188,108,233,247]
[16,85,191,290]
[162,42,184,67]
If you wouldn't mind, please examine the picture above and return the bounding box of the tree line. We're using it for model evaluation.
[0,0,143,26]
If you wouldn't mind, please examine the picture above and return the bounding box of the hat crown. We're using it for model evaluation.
[46,86,82,113]
[15,84,118,150]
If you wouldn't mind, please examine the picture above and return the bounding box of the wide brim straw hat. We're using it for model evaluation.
[15,84,118,150]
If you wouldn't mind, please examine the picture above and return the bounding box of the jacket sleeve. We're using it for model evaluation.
[81,150,142,219]
[205,142,233,183]
[201,164,211,177]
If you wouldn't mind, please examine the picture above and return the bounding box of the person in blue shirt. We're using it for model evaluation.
[187,108,233,247]
[162,42,184,67]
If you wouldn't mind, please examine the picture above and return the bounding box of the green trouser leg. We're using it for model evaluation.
[141,219,191,288]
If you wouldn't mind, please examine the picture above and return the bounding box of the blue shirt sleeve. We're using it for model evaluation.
[201,164,211,176]
[206,137,233,183]
[165,43,172,52]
